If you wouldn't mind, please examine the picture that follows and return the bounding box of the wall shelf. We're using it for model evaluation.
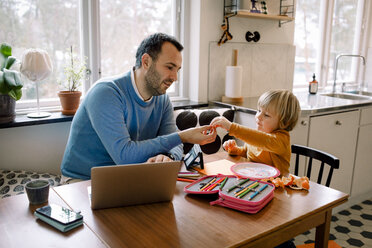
[223,0,295,27]
[235,10,294,21]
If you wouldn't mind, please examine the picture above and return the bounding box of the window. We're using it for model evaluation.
[293,0,369,90]
[0,0,80,109]
[0,0,181,111]
[99,0,178,96]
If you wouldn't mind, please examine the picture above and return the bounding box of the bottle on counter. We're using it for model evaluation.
[309,73,318,94]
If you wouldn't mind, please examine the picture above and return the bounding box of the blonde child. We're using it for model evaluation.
[210,90,300,176]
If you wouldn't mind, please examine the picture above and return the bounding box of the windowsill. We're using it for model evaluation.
[0,100,209,129]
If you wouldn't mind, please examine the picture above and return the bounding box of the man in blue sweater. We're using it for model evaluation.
[61,33,216,181]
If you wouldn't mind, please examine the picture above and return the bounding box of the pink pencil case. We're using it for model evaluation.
[184,175,275,214]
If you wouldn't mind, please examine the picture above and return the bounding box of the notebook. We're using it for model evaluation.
[90,161,182,210]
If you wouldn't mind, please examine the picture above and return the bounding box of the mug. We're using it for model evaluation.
[25,180,50,205]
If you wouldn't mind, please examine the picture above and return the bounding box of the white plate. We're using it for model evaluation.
[231,162,280,180]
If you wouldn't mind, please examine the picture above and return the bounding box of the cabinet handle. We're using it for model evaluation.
[301,120,308,126]
[335,120,342,125]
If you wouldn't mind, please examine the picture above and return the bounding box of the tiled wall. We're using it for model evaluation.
[208,42,295,101]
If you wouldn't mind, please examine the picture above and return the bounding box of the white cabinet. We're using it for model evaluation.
[289,116,309,175]
[308,110,359,195]
[234,111,256,128]
[351,107,372,197]
[234,111,256,146]
[290,117,309,146]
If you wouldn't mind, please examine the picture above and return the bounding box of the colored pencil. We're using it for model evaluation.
[199,177,216,191]
[238,182,260,198]
[248,184,268,200]
[178,172,200,177]
[227,178,250,192]
[205,177,226,191]
[177,178,195,183]
[234,181,256,195]
[219,177,228,190]
[234,181,258,197]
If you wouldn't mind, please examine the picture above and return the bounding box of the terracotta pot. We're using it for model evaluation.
[58,91,82,115]
[0,94,16,124]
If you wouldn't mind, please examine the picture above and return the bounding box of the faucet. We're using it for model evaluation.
[333,54,366,93]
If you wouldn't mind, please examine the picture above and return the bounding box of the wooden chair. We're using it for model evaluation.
[291,144,340,187]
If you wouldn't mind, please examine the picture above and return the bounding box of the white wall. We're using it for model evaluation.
[186,0,296,102]
[365,1,372,91]
[0,122,71,174]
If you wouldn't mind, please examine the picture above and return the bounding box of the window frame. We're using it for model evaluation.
[81,0,184,98]
[293,0,371,90]
[16,0,184,112]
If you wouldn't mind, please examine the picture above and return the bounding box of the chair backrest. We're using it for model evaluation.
[291,144,340,187]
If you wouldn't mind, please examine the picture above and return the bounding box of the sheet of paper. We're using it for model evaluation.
[198,159,236,175]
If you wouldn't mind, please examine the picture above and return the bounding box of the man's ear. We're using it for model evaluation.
[141,53,152,70]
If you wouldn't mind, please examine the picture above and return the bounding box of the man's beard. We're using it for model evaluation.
[144,63,171,96]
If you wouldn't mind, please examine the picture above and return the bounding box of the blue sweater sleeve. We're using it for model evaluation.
[85,83,182,164]
[158,99,184,160]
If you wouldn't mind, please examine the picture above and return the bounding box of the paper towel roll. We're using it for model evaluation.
[225,66,242,98]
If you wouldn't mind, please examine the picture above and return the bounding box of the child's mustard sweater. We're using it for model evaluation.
[229,123,291,176]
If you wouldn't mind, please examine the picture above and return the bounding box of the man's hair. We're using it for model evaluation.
[257,90,301,131]
[135,33,183,69]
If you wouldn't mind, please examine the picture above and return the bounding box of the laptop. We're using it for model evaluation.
[90,161,181,210]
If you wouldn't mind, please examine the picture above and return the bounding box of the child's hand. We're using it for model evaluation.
[179,125,217,145]
[210,116,232,131]
[223,139,242,155]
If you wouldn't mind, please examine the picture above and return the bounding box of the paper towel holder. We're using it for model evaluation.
[222,49,244,104]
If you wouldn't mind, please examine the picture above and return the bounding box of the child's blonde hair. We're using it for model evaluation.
[257,90,301,131]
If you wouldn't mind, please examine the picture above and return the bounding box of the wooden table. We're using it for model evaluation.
[0,187,106,247]
[52,153,349,248]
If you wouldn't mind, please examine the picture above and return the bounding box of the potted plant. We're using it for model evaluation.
[0,42,23,124]
[58,46,86,115]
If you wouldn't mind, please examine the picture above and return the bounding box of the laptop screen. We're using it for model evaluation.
[90,161,181,210]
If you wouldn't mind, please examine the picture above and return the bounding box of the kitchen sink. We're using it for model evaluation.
[321,92,372,100]
[344,90,372,97]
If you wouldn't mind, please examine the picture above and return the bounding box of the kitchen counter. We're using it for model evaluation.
[213,91,372,115]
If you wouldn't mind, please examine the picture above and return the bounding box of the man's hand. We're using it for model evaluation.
[178,125,217,145]
[146,154,174,163]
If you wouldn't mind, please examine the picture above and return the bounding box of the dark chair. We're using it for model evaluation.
[291,144,340,187]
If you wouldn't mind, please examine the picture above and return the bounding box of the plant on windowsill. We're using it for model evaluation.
[58,46,87,115]
[0,43,23,124]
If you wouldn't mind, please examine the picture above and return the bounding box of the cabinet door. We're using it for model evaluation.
[290,117,309,146]
[351,107,372,197]
[308,111,359,194]
[289,117,309,175]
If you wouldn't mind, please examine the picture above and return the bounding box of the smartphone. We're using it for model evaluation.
[35,204,83,225]
[183,144,204,170]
